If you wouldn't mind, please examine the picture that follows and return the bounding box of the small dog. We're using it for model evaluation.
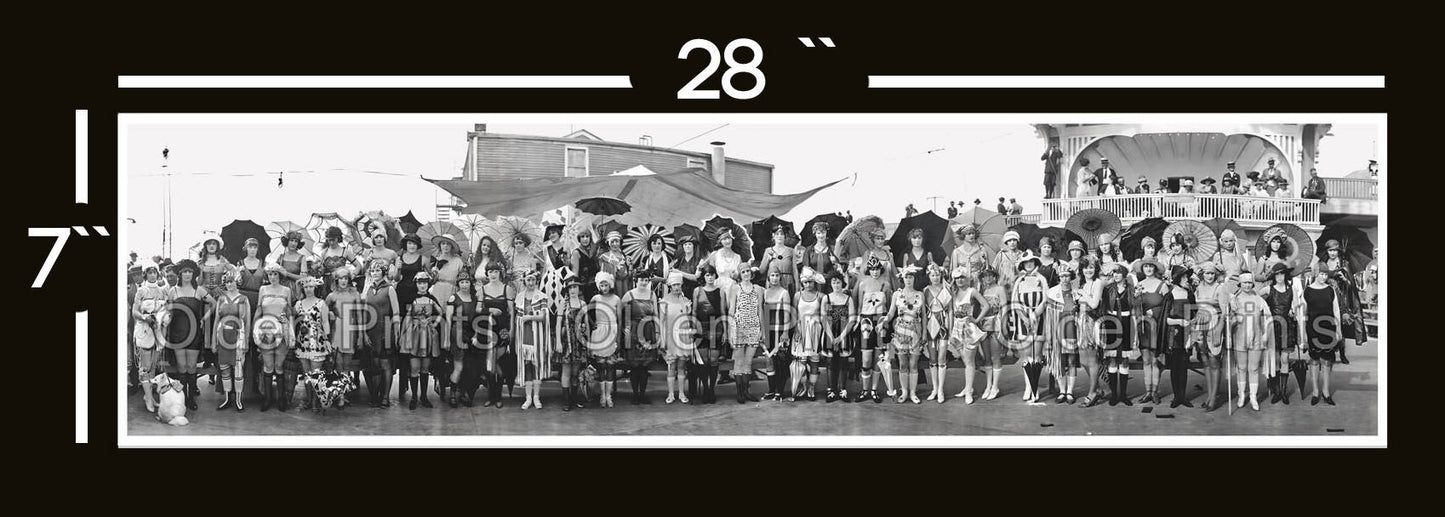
[151,373,189,426]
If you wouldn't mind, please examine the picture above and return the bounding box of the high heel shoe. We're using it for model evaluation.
[1311,394,1320,406]
[910,393,921,404]
[1323,396,1335,406]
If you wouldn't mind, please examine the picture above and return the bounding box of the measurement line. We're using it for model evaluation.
[867,75,1385,89]
[119,75,634,89]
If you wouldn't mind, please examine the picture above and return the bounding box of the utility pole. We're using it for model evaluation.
[925,196,942,212]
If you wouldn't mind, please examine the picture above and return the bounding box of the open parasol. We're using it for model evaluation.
[398,211,424,235]
[623,224,676,264]
[888,210,953,264]
[453,214,490,256]
[594,219,631,252]
[703,215,753,262]
[1163,220,1219,263]
[749,215,798,263]
[353,210,403,251]
[1256,223,1315,275]
[952,207,1008,258]
[1065,208,1123,251]
[576,196,632,217]
[416,221,470,259]
[800,213,848,248]
[185,231,224,260]
[265,221,314,262]
[1119,217,1170,262]
[1200,217,1248,240]
[307,212,363,250]
[1315,224,1374,274]
[834,215,885,264]
[672,223,703,250]
[480,215,543,258]
[1009,222,1082,259]
[219,219,269,263]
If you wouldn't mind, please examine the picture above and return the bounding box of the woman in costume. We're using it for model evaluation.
[946,266,989,404]
[706,229,743,294]
[293,276,331,410]
[637,233,672,297]
[762,268,794,401]
[659,271,694,404]
[514,269,550,410]
[198,237,234,299]
[400,272,441,410]
[691,264,725,404]
[211,272,251,411]
[478,261,513,408]
[885,265,926,404]
[356,229,398,279]
[326,268,365,408]
[1260,262,1305,405]
[1043,266,1080,404]
[991,231,1025,289]
[1230,273,1272,412]
[799,221,843,286]
[1132,257,1170,405]
[897,228,943,292]
[621,272,659,404]
[429,234,467,311]
[314,227,356,299]
[394,234,431,320]
[975,268,1009,401]
[554,276,589,411]
[255,264,294,411]
[235,238,266,308]
[1132,236,1161,283]
[587,271,622,408]
[949,224,990,283]
[1098,263,1135,406]
[792,267,827,401]
[1011,252,1050,404]
[1062,241,1087,287]
[1073,258,1108,407]
[471,236,503,288]
[921,264,952,403]
[507,233,544,294]
[167,260,213,411]
[673,234,705,300]
[1255,234,1293,282]
[1212,229,1252,293]
[1193,262,1230,412]
[726,263,765,403]
[541,225,569,271]
[361,260,400,408]
[1164,266,1196,408]
[1162,233,1195,271]
[444,271,478,408]
[132,266,169,412]
[1305,264,1343,406]
[1095,232,1125,269]
[572,229,602,302]
[823,270,857,403]
[852,256,892,403]
[275,231,310,297]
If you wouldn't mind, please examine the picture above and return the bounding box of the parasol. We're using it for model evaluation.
[265,221,313,262]
[1064,208,1122,251]
[672,223,703,249]
[219,219,269,263]
[1163,220,1219,263]
[453,214,490,256]
[306,212,363,250]
[595,219,631,252]
[702,215,753,262]
[398,211,424,234]
[480,215,544,258]
[834,214,885,263]
[416,221,470,259]
[1256,223,1315,275]
[952,207,1008,259]
[1119,217,1170,262]
[1315,224,1374,274]
[799,213,848,248]
[576,196,632,217]
[623,224,676,264]
[353,210,403,251]
[888,210,952,264]
[185,231,224,260]
[1008,222,1082,259]
[749,215,798,264]
[1200,217,1248,240]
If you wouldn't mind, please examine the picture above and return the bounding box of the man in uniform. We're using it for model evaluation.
[1222,161,1241,187]
[1041,143,1063,199]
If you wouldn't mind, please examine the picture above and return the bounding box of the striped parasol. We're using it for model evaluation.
[623,224,676,264]
[1163,220,1218,263]
[265,221,314,262]
[416,221,470,259]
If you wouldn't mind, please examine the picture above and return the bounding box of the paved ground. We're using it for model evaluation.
[128,340,1378,437]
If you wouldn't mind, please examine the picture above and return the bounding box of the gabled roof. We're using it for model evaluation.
[562,129,603,141]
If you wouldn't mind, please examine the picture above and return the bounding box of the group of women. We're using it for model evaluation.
[129,215,1369,419]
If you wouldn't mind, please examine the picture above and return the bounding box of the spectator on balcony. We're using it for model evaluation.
[1222,161,1240,187]
[1303,168,1327,204]
[1220,178,1242,195]
[947,201,958,219]
[1075,159,1096,198]
[905,203,918,219]
[1368,159,1379,178]
[1041,143,1063,199]
[1159,179,1171,194]
[1101,177,1126,197]
[1134,176,1151,194]
[1095,158,1120,195]
[1008,198,1023,216]
[1179,179,1195,194]
[996,198,1007,215]
[1261,158,1283,183]
[1264,178,1281,197]
[1198,177,1219,194]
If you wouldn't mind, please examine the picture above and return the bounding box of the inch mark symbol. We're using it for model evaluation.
[798,37,836,48]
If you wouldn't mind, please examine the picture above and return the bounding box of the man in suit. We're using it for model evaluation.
[1261,158,1283,183]
[1134,176,1151,194]
[1094,158,1119,195]
[1303,168,1327,203]
[1222,161,1240,187]
[1041,143,1063,199]
[947,201,958,219]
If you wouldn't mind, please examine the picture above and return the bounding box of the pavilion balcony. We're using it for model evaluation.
[1037,194,1322,229]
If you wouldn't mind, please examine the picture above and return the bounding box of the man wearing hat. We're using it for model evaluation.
[1042,143,1063,199]
[1261,158,1283,183]
[1222,161,1241,187]
[1179,178,1195,193]
[1094,158,1120,195]
[1198,176,1218,194]
[1368,159,1379,178]
[1303,167,1327,204]
[1134,176,1151,194]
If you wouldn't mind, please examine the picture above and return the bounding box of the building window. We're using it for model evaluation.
[566,147,588,177]
[687,158,708,171]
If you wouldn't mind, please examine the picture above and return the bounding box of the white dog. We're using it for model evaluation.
[151,373,189,426]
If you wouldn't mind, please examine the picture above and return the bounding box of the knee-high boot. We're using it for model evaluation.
[184,373,199,411]
[1118,370,1133,406]
[419,373,433,408]
[260,373,273,412]
[1107,371,1119,406]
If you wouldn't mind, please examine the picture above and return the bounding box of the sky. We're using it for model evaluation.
[123,115,1380,259]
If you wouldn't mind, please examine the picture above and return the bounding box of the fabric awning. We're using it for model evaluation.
[428,168,846,226]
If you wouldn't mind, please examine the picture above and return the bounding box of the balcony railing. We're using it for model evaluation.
[1320,177,1377,200]
[1039,194,1321,227]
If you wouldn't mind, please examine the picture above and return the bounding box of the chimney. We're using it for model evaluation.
[639,135,653,146]
[474,123,487,133]
[710,141,726,184]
